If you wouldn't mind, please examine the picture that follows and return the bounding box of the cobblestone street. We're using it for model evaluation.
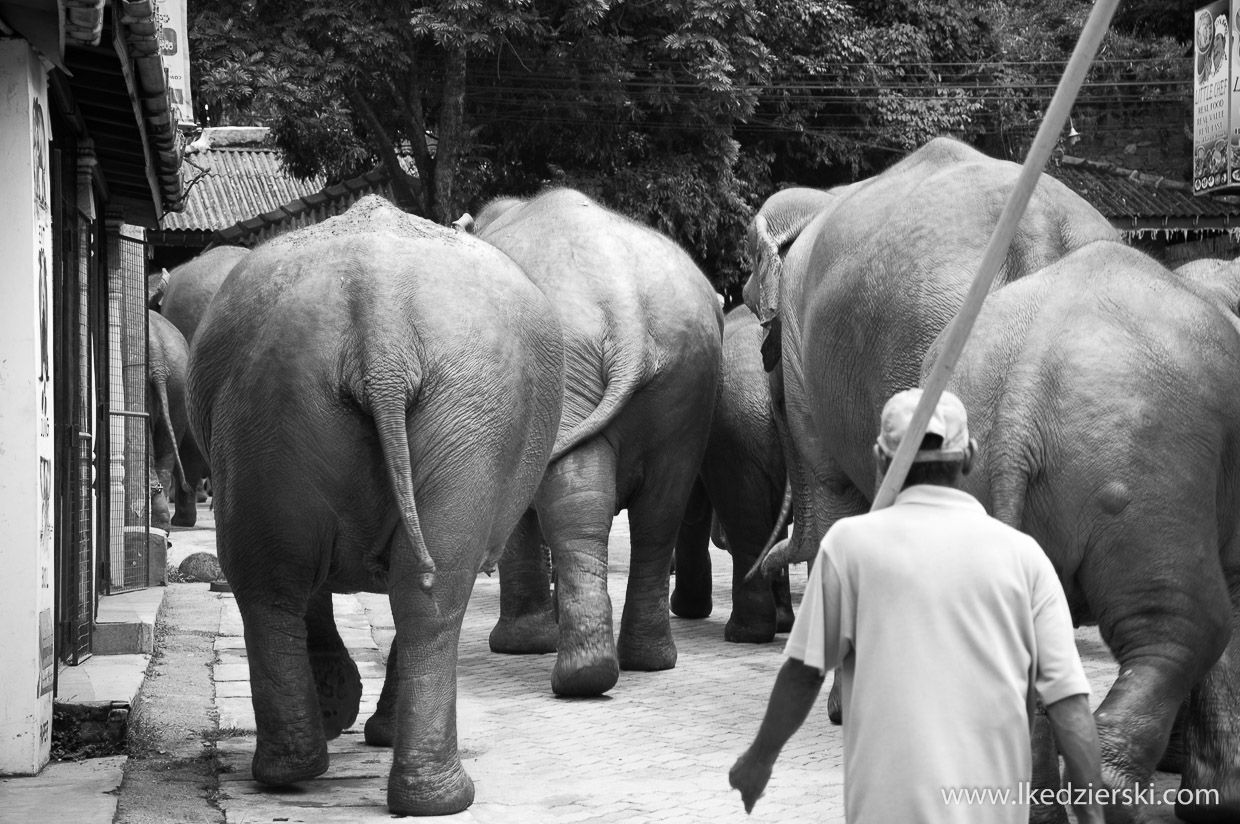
[206,519,1179,824]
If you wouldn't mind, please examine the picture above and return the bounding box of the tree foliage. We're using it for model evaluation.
[190,0,1190,289]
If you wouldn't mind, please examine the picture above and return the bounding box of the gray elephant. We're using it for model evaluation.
[746,137,1240,822]
[469,188,723,697]
[147,310,189,534]
[186,196,564,815]
[671,306,793,643]
[158,245,251,342]
[156,245,250,526]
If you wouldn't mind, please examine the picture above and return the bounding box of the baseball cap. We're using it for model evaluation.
[876,388,969,462]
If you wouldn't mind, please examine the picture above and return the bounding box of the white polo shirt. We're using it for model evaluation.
[784,484,1090,824]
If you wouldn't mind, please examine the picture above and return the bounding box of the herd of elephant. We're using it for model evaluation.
[144,137,1240,822]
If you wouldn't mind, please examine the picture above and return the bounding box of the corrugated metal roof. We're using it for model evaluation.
[1046,155,1240,232]
[162,146,324,232]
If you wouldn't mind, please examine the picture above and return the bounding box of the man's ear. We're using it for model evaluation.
[873,443,891,473]
[961,438,978,476]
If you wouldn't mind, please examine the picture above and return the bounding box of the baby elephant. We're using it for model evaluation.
[186,196,563,815]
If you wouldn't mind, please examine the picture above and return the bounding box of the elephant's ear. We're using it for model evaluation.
[744,213,783,326]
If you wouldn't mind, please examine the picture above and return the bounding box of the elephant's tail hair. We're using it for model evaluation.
[153,374,189,492]
[548,339,645,463]
[370,382,437,591]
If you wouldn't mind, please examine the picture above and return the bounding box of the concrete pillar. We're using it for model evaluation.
[0,39,55,775]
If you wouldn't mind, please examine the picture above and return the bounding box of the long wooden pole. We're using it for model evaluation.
[869,0,1121,512]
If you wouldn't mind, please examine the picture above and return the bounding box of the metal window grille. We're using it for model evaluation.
[52,138,97,666]
[107,232,149,593]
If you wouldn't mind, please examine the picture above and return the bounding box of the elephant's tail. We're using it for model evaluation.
[744,476,793,584]
[369,381,437,591]
[549,337,645,463]
[152,374,189,492]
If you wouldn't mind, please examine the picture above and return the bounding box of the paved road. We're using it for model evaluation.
[194,516,1181,824]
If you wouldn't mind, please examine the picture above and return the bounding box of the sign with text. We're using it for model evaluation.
[155,0,193,125]
[1194,1,1240,193]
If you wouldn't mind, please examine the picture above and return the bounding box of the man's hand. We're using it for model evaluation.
[729,748,774,813]
[729,658,826,813]
[1045,693,1105,824]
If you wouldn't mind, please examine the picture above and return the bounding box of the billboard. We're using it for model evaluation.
[1194,1,1239,193]
[155,0,193,125]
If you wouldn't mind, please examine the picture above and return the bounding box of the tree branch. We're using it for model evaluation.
[344,84,426,215]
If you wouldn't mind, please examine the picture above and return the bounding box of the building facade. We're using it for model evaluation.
[0,0,183,775]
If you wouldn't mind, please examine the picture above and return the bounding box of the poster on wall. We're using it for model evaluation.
[155,0,194,125]
[1194,1,1232,193]
[33,92,53,615]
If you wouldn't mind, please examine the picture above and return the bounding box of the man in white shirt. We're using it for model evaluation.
[729,389,1105,824]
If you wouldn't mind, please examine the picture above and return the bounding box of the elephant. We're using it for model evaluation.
[671,306,794,643]
[926,243,1240,823]
[744,137,1240,822]
[147,310,189,534]
[468,188,723,697]
[158,245,251,343]
[185,195,564,815]
[155,245,250,525]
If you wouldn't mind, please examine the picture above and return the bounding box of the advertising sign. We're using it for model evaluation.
[155,0,193,125]
[1193,1,1231,193]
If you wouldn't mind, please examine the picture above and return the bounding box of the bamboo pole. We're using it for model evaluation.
[869,0,1122,512]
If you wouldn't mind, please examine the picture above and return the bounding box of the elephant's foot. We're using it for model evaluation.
[617,626,677,673]
[252,738,329,786]
[724,614,776,644]
[1029,712,1068,824]
[1177,644,1240,823]
[388,758,475,816]
[171,507,198,528]
[1097,759,1154,824]
[308,646,362,739]
[826,676,842,725]
[488,611,557,655]
[363,708,395,748]
[772,573,795,633]
[551,636,619,697]
[776,604,795,634]
[670,586,712,620]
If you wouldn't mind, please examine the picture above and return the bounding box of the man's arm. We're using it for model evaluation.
[1044,693,1105,824]
[729,658,825,813]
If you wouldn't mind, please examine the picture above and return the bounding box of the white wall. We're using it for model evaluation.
[0,38,55,776]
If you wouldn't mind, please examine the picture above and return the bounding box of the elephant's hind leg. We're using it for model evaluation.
[364,641,398,747]
[1178,575,1240,823]
[670,478,713,620]
[536,438,620,697]
[490,509,558,654]
[619,462,705,673]
[217,496,329,786]
[235,591,329,785]
[305,588,362,739]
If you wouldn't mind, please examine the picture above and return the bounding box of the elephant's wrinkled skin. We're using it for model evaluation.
[473,188,723,696]
[672,307,793,643]
[147,311,189,533]
[746,137,1240,821]
[186,196,563,815]
[157,245,250,526]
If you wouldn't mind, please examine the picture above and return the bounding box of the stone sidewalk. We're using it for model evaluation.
[209,520,846,823]
[204,517,1182,824]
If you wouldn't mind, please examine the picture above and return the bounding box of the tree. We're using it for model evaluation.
[191,0,774,285]
[190,0,1190,289]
